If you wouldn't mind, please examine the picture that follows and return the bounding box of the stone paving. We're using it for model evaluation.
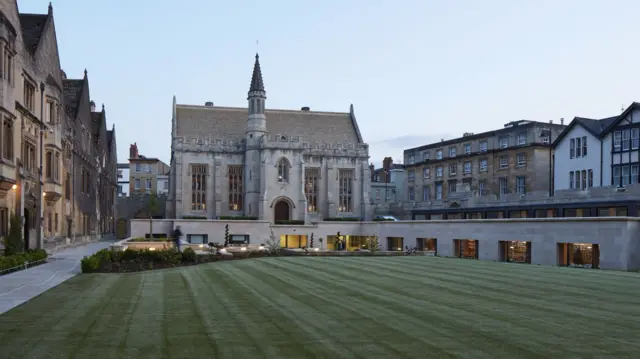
[0,240,114,315]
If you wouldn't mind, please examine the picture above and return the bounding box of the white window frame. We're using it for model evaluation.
[480,159,488,172]
[436,150,443,160]
[499,137,509,149]
[480,141,488,152]
[516,153,526,167]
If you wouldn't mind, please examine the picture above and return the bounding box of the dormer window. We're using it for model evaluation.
[277,157,290,182]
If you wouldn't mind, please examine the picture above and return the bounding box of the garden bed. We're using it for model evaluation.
[0,249,49,276]
[81,248,275,273]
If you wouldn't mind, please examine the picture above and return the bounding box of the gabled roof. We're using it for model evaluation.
[601,102,640,134]
[62,79,84,118]
[18,13,48,54]
[552,103,640,148]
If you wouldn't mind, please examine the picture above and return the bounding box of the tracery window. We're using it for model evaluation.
[305,168,319,212]
[191,164,207,211]
[228,165,243,211]
[338,169,354,212]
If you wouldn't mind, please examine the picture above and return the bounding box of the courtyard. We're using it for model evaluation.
[1,256,639,358]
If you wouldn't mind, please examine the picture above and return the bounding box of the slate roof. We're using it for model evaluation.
[573,116,618,138]
[18,14,47,54]
[249,54,264,92]
[62,79,84,118]
[175,105,362,145]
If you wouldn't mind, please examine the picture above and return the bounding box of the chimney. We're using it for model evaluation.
[205,101,214,107]
[369,163,375,181]
[382,157,393,183]
[129,143,139,159]
[90,100,96,112]
[301,106,310,111]
[560,117,564,125]
[549,120,553,124]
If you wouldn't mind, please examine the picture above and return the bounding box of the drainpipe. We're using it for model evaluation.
[36,82,45,249]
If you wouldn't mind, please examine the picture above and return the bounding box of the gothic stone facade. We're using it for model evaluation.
[167,54,373,222]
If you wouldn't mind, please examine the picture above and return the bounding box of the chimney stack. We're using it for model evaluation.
[382,157,393,183]
[90,100,96,112]
[301,106,310,111]
[560,118,564,125]
[549,120,553,124]
[369,163,375,181]
[129,143,139,159]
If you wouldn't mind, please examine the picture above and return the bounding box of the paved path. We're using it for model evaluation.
[0,241,114,315]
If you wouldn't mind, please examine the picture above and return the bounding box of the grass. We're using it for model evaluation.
[1,257,640,358]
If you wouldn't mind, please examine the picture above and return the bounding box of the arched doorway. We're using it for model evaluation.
[23,209,30,250]
[274,200,290,222]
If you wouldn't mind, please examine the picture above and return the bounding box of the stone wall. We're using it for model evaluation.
[130,217,640,270]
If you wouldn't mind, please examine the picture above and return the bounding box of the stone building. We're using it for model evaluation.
[402,120,566,209]
[0,1,117,249]
[128,143,170,195]
[167,54,372,222]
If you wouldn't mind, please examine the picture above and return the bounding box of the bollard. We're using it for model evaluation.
[24,260,29,275]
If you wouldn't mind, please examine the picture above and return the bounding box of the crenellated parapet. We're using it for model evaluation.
[174,133,370,159]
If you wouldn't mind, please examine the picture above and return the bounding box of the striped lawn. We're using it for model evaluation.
[1,257,640,359]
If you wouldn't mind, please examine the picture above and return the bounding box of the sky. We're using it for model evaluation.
[20,0,640,167]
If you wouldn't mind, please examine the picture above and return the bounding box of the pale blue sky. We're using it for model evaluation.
[21,0,640,166]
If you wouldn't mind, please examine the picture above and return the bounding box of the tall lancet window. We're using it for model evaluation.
[277,157,290,182]
[228,165,243,211]
[191,164,207,211]
[338,169,354,212]
[305,168,319,212]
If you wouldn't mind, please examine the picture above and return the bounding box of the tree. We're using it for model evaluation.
[3,214,24,256]
[146,194,159,238]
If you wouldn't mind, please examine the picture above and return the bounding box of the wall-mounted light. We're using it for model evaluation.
[11,184,17,190]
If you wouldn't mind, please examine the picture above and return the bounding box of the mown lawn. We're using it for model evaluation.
[1,256,640,358]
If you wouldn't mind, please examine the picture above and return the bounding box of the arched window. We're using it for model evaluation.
[277,157,290,182]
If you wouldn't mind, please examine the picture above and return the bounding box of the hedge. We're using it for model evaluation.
[0,249,48,274]
[274,220,305,225]
[218,216,258,220]
[323,217,361,222]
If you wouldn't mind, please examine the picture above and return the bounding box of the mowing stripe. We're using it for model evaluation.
[119,271,167,359]
[242,259,455,358]
[275,257,636,357]
[330,257,640,322]
[10,274,122,359]
[264,258,542,358]
[302,257,639,352]
[214,261,347,358]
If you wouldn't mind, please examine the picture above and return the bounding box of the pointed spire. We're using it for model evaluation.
[249,53,265,93]
[102,103,105,112]
[84,68,87,78]
[48,2,53,15]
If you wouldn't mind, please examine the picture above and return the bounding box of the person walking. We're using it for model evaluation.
[172,226,182,252]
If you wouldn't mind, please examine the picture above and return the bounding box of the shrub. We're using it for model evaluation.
[0,249,48,274]
[366,237,381,254]
[265,229,281,255]
[182,216,207,220]
[218,216,258,220]
[323,217,360,222]
[81,255,101,273]
[3,215,23,256]
[128,237,169,242]
[274,220,305,225]
[182,248,196,262]
[373,218,395,222]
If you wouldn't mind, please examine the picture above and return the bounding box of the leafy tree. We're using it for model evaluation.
[265,229,281,255]
[146,193,159,238]
[3,215,24,256]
